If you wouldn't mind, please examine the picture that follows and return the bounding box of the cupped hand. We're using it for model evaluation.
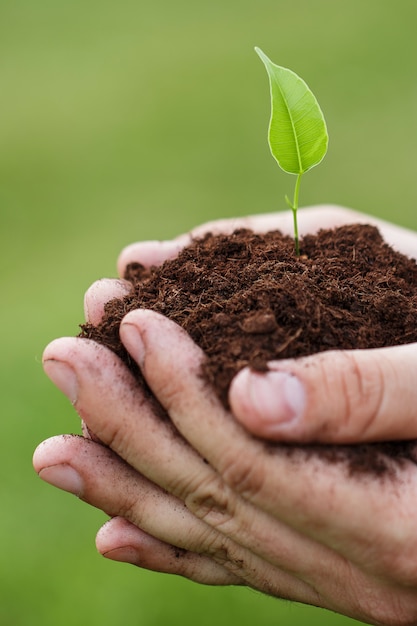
[35,307,417,626]
[34,206,417,625]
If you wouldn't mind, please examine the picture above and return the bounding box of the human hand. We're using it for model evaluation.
[34,307,417,626]
[33,205,417,625]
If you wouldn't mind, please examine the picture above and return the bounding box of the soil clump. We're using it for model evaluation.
[79,223,417,476]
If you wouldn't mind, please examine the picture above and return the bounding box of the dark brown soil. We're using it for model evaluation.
[79,224,417,476]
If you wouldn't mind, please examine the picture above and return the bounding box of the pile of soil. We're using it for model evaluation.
[79,223,417,476]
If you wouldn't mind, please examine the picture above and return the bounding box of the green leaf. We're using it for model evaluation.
[255,47,328,175]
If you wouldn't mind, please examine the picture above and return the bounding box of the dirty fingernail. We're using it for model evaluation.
[39,464,84,497]
[43,360,78,404]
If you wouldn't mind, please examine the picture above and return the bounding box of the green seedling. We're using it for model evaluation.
[255,47,328,255]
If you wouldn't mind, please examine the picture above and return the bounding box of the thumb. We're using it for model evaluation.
[228,343,417,443]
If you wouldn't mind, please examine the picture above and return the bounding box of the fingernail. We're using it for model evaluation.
[39,464,84,496]
[43,360,78,404]
[103,546,138,564]
[120,322,145,367]
[246,369,306,431]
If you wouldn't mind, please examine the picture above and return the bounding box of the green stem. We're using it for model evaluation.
[292,172,303,256]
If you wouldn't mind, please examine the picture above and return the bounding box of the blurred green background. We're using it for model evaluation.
[2,0,417,624]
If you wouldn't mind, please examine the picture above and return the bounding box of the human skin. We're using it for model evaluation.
[34,206,417,625]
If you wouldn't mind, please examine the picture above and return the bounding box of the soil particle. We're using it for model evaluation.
[79,224,417,476]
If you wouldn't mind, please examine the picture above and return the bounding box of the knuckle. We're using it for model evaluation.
[221,448,267,499]
[116,495,142,523]
[97,418,130,456]
[184,474,233,528]
[211,542,247,575]
[157,378,185,415]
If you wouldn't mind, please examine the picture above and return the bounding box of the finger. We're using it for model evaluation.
[229,344,417,443]
[96,517,240,586]
[84,278,131,325]
[33,435,322,603]
[117,240,186,277]
[121,309,417,576]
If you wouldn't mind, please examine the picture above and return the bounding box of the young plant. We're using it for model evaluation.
[255,47,328,255]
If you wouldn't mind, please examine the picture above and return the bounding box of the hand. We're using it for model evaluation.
[34,308,417,626]
[33,206,417,625]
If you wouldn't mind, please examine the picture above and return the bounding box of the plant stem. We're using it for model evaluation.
[292,172,303,256]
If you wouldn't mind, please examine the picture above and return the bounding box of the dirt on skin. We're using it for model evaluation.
[79,224,417,476]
